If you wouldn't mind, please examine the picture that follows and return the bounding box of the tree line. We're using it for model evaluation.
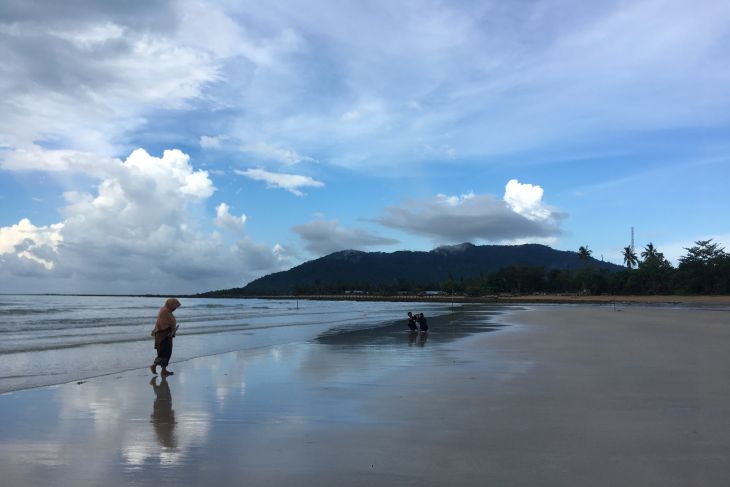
[287,240,729,296]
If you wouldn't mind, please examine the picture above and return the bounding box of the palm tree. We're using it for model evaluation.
[576,246,593,294]
[640,242,667,294]
[622,246,638,269]
[577,246,592,263]
[641,242,657,261]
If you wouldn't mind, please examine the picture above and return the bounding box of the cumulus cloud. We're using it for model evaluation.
[376,180,564,244]
[236,168,324,196]
[0,218,63,269]
[214,203,246,234]
[122,148,215,199]
[503,179,552,221]
[292,218,399,256]
[0,148,289,293]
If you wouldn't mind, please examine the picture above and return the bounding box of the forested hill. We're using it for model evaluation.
[199,243,623,296]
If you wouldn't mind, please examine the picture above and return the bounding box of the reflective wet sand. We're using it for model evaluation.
[1,305,729,486]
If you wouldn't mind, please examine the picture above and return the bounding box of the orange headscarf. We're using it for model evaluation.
[153,298,181,333]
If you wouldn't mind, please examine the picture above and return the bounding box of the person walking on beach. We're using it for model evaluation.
[407,311,418,331]
[150,298,181,376]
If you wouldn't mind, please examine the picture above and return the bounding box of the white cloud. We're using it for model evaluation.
[0,0,306,166]
[3,0,730,174]
[436,192,475,207]
[51,21,126,47]
[0,148,288,293]
[205,0,730,171]
[0,218,63,269]
[200,135,225,149]
[377,180,564,244]
[0,146,116,175]
[0,7,221,155]
[214,203,246,233]
[272,242,300,263]
[240,142,313,166]
[272,243,285,256]
[236,168,324,196]
[123,148,215,199]
[503,179,552,221]
[292,219,399,256]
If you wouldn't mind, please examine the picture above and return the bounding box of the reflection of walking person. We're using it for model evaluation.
[150,376,176,448]
[150,298,181,376]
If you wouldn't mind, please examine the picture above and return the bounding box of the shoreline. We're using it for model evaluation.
[4,292,730,307]
[207,293,730,307]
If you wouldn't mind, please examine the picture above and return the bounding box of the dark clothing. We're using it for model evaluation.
[154,335,173,368]
[418,316,428,331]
[154,328,172,349]
[407,317,418,331]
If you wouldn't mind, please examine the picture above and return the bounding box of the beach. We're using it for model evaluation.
[1,303,729,486]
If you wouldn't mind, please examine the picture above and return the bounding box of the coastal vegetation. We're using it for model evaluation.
[199,240,729,297]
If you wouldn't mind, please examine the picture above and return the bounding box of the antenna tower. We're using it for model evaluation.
[630,227,635,252]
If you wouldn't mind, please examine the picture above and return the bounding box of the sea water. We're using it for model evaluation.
[0,295,449,393]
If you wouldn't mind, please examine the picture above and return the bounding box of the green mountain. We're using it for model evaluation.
[199,243,622,296]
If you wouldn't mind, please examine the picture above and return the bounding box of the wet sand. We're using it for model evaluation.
[1,305,729,486]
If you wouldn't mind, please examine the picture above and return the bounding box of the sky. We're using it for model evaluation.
[1,0,729,294]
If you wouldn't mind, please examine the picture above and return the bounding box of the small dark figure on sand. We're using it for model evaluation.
[150,298,181,376]
[417,313,428,332]
[407,311,418,331]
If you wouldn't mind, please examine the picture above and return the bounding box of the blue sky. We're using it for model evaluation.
[1,0,729,293]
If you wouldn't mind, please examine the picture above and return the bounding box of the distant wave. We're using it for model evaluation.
[0,318,348,355]
[0,309,331,333]
[0,308,70,315]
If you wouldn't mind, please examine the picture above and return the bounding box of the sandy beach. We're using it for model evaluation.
[1,304,729,486]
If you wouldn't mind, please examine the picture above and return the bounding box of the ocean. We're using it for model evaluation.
[0,295,451,393]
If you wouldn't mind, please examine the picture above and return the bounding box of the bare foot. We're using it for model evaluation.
[161,370,174,376]
[150,365,157,375]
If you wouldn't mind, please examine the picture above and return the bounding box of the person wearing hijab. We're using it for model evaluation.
[150,298,181,376]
